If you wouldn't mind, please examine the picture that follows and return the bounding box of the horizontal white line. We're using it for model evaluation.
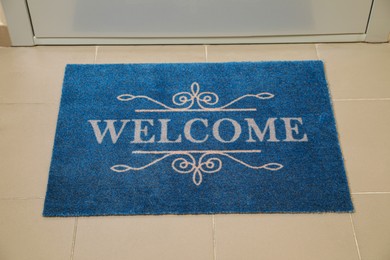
[0,197,44,200]
[133,150,262,154]
[135,108,257,113]
[333,98,390,101]
[351,192,390,195]
[34,34,366,45]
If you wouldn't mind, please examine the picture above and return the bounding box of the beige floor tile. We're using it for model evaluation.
[352,194,390,260]
[0,104,58,198]
[215,214,359,260]
[73,215,214,260]
[0,199,75,260]
[206,44,318,61]
[0,46,96,71]
[96,45,206,63]
[317,43,390,99]
[1,43,389,260]
[333,101,390,192]
[0,68,64,103]
[0,46,95,103]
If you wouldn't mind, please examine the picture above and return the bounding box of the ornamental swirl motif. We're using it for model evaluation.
[113,83,281,185]
[171,153,222,185]
[111,150,283,186]
[117,82,274,112]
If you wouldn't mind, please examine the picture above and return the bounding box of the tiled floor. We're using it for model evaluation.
[0,43,389,260]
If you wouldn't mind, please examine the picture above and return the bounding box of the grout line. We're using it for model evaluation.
[94,46,99,64]
[352,191,390,195]
[0,102,57,105]
[314,44,321,60]
[212,215,217,260]
[349,214,362,260]
[70,217,79,260]
[0,197,44,200]
[204,45,208,62]
[333,98,390,102]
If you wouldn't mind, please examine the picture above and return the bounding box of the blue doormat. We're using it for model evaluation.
[43,61,353,216]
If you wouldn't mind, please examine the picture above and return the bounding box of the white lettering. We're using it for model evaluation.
[132,119,155,143]
[88,117,309,144]
[281,117,308,142]
[88,120,130,144]
[245,118,279,142]
[184,118,209,143]
[158,119,182,143]
[213,118,241,143]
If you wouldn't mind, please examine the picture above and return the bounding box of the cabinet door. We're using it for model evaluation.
[27,0,373,38]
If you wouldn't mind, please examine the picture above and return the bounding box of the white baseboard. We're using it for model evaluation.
[33,34,367,45]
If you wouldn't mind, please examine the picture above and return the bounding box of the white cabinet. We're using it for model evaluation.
[3,0,389,45]
[27,0,372,38]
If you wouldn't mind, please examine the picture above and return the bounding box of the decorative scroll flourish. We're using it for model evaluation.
[117,82,274,112]
[111,150,283,186]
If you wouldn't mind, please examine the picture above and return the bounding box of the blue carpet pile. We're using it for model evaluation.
[43,61,353,216]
